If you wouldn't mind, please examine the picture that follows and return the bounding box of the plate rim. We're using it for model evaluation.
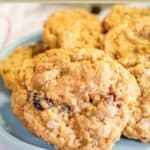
[0,32,150,150]
[0,31,41,60]
[0,32,47,150]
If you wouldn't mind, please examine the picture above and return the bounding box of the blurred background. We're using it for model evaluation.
[0,3,148,50]
[0,4,107,51]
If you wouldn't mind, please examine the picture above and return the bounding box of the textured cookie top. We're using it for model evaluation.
[124,55,150,142]
[103,5,150,31]
[19,48,139,105]
[12,48,140,150]
[103,17,150,142]
[104,22,150,67]
[0,44,48,90]
[43,9,102,49]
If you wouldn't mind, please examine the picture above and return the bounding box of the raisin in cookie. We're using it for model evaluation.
[43,9,103,49]
[0,43,48,90]
[12,48,140,150]
[103,5,150,32]
[103,22,150,142]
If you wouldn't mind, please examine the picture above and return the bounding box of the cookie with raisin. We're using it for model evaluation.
[12,48,140,150]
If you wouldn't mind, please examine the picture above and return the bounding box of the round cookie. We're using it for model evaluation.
[124,56,150,142]
[103,22,150,142]
[12,48,140,150]
[0,43,48,90]
[43,9,103,49]
[103,20,150,67]
[103,5,150,32]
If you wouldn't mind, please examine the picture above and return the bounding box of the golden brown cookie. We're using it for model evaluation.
[0,43,48,90]
[103,22,150,142]
[43,9,103,49]
[12,48,140,150]
[124,56,150,142]
[103,5,150,32]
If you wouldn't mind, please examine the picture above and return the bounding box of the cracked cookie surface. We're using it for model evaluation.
[43,9,103,49]
[0,43,48,90]
[103,5,150,32]
[103,21,150,142]
[12,48,140,150]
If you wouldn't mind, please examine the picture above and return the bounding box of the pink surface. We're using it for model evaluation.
[0,4,91,51]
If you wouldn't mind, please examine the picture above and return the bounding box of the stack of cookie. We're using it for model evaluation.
[103,5,150,143]
[0,5,149,150]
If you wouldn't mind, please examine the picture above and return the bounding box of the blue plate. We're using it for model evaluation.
[0,33,150,150]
